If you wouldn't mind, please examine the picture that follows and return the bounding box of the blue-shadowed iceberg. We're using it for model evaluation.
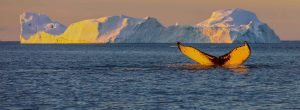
[20,9,280,44]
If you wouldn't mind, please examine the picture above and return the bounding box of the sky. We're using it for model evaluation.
[0,0,299,41]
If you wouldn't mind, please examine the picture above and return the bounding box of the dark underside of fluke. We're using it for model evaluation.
[177,41,251,66]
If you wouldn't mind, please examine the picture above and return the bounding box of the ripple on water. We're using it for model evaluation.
[0,43,300,109]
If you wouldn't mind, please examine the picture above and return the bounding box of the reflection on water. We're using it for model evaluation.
[166,64,214,70]
[225,65,249,74]
[167,64,249,74]
[1,42,300,109]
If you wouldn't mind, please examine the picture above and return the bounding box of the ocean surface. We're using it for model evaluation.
[0,42,299,110]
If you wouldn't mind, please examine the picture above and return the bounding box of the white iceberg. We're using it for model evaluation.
[20,8,280,44]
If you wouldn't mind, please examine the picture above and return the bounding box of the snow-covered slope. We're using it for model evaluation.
[20,13,144,43]
[198,8,261,27]
[20,9,280,44]
[197,8,280,43]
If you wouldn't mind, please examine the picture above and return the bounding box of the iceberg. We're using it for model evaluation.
[197,8,280,43]
[20,8,280,44]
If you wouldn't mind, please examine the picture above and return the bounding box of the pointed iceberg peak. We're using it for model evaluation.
[198,8,261,27]
[142,16,163,26]
[144,16,155,19]
[143,16,160,22]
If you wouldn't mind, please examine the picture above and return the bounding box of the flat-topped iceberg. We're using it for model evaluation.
[20,9,280,44]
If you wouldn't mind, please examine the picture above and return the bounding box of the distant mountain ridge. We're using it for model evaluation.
[20,8,280,44]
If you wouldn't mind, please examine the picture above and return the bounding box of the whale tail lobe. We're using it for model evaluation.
[177,41,251,66]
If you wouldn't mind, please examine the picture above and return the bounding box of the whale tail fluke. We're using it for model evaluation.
[177,41,251,66]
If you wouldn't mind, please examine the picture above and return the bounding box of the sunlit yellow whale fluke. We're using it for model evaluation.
[219,42,251,66]
[176,42,217,66]
[177,41,251,66]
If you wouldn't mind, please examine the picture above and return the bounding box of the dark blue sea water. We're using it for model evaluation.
[0,42,299,109]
